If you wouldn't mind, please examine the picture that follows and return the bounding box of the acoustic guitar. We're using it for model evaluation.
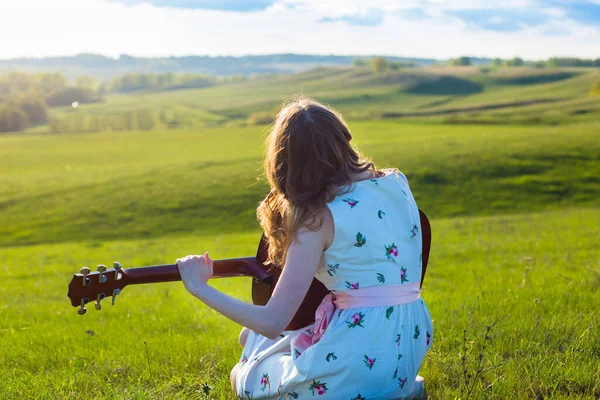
[67,210,431,331]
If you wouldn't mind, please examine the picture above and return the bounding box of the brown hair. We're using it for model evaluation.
[257,98,375,266]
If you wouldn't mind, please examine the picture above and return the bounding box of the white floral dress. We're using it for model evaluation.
[233,170,433,399]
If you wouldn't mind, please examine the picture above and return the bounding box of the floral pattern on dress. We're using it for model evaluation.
[363,355,376,370]
[342,198,359,208]
[354,232,367,247]
[326,263,339,276]
[376,273,385,283]
[385,243,398,261]
[240,354,248,365]
[326,352,337,362]
[377,209,386,219]
[345,281,360,290]
[386,306,394,319]
[398,377,407,389]
[400,267,409,283]
[260,374,270,391]
[308,380,328,395]
[352,394,366,400]
[413,325,420,339]
[347,312,365,328]
[410,224,419,238]
[427,332,431,346]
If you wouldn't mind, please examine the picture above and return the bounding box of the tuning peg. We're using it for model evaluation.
[77,298,89,315]
[97,264,107,283]
[113,262,122,280]
[95,293,105,310]
[111,288,121,306]
[80,267,91,286]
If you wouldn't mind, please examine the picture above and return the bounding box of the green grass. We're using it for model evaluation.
[2,68,600,398]
[2,122,599,247]
[39,67,600,131]
[0,208,598,398]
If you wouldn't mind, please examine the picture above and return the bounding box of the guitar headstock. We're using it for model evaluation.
[67,262,129,314]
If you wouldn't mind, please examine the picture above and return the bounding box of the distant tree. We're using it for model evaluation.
[0,104,29,132]
[504,57,524,67]
[547,57,599,67]
[371,57,389,73]
[15,93,48,125]
[491,58,503,68]
[45,87,102,107]
[352,58,367,67]
[75,76,102,92]
[531,61,546,68]
[4,72,38,94]
[109,72,216,93]
[38,72,68,93]
[389,61,416,70]
[591,80,600,96]
[449,57,472,66]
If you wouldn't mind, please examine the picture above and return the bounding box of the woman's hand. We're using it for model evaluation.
[176,252,213,294]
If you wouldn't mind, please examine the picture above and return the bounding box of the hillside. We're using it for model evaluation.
[41,66,600,133]
[1,120,598,247]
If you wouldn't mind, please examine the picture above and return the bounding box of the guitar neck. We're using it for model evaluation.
[122,257,272,285]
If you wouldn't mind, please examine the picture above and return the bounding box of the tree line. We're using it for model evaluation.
[449,56,600,68]
[0,71,246,133]
[0,72,104,132]
[109,72,246,93]
[360,56,600,71]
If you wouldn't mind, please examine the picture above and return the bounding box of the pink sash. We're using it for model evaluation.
[294,283,421,351]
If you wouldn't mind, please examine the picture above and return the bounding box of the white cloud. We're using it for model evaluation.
[0,0,598,60]
[541,7,567,18]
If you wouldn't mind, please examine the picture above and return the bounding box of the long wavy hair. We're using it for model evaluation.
[257,98,376,266]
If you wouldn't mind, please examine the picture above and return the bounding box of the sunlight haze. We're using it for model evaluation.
[1,0,600,59]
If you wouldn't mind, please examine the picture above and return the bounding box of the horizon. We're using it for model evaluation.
[2,0,600,60]
[1,52,595,63]
[0,52,540,63]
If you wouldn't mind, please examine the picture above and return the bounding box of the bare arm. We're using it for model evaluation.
[178,211,333,339]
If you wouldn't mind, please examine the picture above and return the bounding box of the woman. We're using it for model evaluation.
[177,98,433,399]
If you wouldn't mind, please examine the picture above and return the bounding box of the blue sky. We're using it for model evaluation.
[1,0,599,59]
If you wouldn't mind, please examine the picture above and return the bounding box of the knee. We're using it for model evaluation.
[239,327,250,348]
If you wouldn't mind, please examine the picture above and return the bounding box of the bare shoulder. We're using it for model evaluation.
[295,208,335,251]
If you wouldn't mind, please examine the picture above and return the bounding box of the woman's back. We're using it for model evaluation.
[317,169,423,292]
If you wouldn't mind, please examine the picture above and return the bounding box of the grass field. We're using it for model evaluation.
[1,66,600,398]
[3,121,599,247]
[1,209,598,398]
[41,67,600,132]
